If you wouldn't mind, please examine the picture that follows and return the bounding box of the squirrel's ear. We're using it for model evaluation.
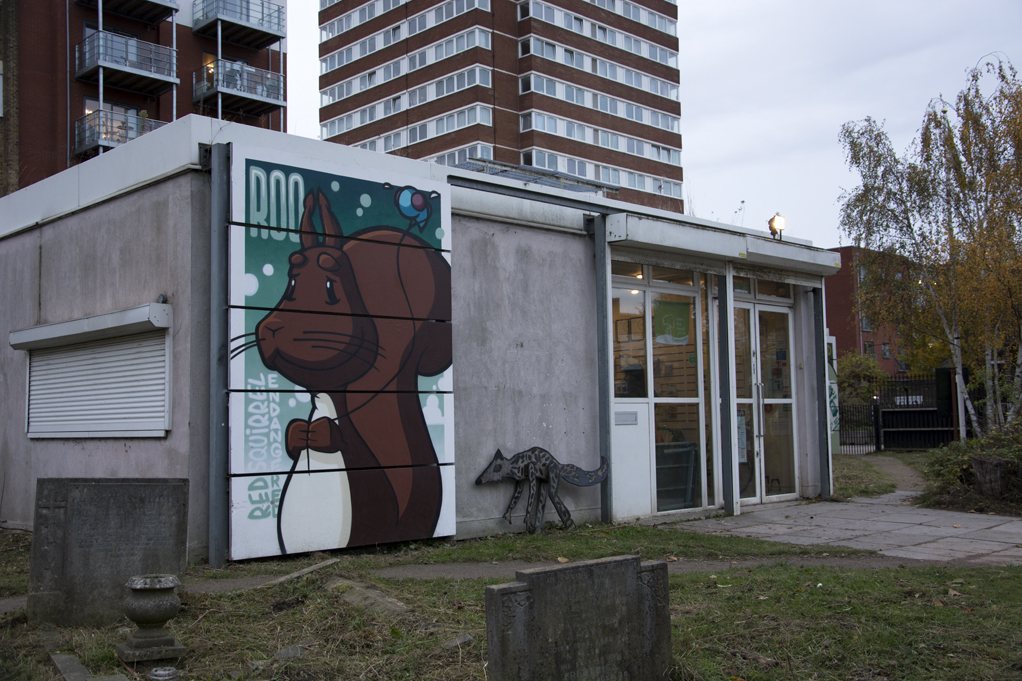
[318,189,344,249]
[299,190,319,250]
[494,449,504,459]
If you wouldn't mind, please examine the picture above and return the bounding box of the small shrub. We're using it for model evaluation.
[923,423,1022,497]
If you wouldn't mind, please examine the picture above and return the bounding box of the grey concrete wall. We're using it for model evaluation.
[0,172,212,561]
[793,285,823,498]
[451,215,601,538]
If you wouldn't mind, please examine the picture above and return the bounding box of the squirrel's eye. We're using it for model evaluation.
[284,278,297,301]
[325,279,339,305]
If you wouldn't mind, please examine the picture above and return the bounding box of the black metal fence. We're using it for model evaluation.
[839,402,880,454]
[839,370,957,453]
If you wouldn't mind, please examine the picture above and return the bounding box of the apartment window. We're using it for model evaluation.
[861,316,873,332]
[564,84,584,105]
[520,75,531,92]
[563,14,583,32]
[408,124,428,143]
[864,341,875,356]
[383,97,401,116]
[409,50,427,69]
[408,14,427,34]
[383,131,402,151]
[599,166,620,184]
[358,4,376,23]
[566,158,587,177]
[409,86,428,106]
[882,343,891,360]
[360,73,377,91]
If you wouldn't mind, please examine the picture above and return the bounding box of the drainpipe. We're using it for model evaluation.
[813,287,832,498]
[217,19,222,120]
[718,265,738,515]
[171,10,177,121]
[208,143,231,568]
[98,0,104,154]
[591,215,612,524]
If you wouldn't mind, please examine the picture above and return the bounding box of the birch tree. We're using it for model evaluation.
[839,61,1022,436]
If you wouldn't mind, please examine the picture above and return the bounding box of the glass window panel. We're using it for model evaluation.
[758,311,792,400]
[650,265,693,286]
[651,293,697,398]
[757,279,791,298]
[611,260,642,279]
[733,276,751,294]
[700,274,714,506]
[613,288,646,398]
[733,308,753,400]
[655,404,701,511]
[736,404,756,499]
[763,406,795,495]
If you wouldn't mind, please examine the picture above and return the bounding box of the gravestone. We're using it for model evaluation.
[485,555,670,681]
[28,478,189,627]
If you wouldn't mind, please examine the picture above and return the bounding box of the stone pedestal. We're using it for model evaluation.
[115,575,186,663]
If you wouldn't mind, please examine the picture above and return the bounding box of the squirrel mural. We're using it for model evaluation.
[255,188,451,554]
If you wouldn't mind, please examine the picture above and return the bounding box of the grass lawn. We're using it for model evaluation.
[832,454,896,498]
[3,524,1022,680]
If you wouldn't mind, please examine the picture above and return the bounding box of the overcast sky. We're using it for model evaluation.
[287,0,1022,250]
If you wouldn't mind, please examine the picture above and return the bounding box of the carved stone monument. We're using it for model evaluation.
[27,478,189,627]
[485,555,670,681]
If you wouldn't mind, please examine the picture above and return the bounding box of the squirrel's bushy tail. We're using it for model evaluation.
[559,456,608,486]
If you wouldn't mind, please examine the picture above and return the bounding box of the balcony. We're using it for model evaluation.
[74,0,179,24]
[192,0,285,50]
[74,110,167,157]
[75,31,178,97]
[192,60,285,117]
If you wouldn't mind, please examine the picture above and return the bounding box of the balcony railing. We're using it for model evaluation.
[192,60,285,117]
[75,31,178,96]
[192,0,285,49]
[74,110,167,157]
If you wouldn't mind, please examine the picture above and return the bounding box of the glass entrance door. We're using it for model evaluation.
[733,303,797,503]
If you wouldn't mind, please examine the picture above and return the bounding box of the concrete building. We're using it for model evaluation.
[316,0,683,212]
[0,0,286,197]
[0,117,838,564]
[826,245,906,375]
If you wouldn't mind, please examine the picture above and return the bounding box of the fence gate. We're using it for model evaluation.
[838,402,879,455]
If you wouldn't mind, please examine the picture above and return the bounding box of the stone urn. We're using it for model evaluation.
[116,574,186,662]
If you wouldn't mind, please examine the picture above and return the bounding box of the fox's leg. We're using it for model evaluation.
[524,466,540,534]
[547,470,575,530]
[533,479,549,535]
[503,479,525,523]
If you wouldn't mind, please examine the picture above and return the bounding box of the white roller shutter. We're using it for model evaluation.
[27,330,171,437]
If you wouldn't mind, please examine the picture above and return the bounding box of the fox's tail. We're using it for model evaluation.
[559,456,609,486]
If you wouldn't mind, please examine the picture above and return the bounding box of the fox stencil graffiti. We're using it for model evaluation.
[227,158,455,560]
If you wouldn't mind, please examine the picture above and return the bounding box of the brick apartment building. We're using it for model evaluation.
[826,245,906,376]
[0,0,286,197]
[316,0,683,212]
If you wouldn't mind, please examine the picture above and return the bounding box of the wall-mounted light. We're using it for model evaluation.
[768,213,785,240]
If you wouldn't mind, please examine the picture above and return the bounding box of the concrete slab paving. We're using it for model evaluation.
[668,491,1022,566]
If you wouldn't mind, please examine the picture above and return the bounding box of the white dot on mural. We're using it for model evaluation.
[435,228,444,240]
[288,398,297,408]
[296,392,312,403]
[331,181,340,192]
[360,194,372,208]
[243,273,259,297]
[356,208,363,217]
[262,263,274,277]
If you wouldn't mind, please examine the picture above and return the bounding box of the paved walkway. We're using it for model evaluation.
[674,491,1022,565]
